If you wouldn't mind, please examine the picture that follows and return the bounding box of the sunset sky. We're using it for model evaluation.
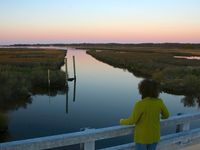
[0,0,200,44]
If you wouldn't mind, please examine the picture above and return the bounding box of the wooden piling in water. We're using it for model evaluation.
[65,58,68,83]
[73,56,76,80]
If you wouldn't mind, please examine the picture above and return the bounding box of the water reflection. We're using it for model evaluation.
[66,86,69,114]
[0,113,10,142]
[73,80,76,102]
[65,56,77,114]
[0,72,32,112]
[181,95,200,108]
[66,79,77,114]
[0,67,67,142]
[0,69,66,112]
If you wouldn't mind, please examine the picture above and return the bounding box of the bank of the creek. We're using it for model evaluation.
[87,49,200,98]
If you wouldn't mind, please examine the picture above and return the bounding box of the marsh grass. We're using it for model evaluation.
[0,48,67,112]
[0,48,66,69]
[87,46,200,96]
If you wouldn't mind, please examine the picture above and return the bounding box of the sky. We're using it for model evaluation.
[0,0,200,44]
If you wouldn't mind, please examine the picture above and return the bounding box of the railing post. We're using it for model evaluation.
[176,113,190,132]
[176,121,191,145]
[80,128,95,150]
[84,141,95,150]
[177,120,190,132]
[181,122,190,132]
[176,122,190,132]
[178,122,191,145]
[175,113,191,145]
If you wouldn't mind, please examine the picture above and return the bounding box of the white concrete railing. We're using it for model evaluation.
[1,112,200,150]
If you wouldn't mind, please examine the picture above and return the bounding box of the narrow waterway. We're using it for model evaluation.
[2,47,200,148]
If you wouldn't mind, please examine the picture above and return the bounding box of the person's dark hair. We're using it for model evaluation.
[138,79,160,99]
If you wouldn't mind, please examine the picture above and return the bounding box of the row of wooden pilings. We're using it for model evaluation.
[47,55,77,114]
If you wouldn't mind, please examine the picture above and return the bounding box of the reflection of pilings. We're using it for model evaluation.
[73,80,76,102]
[73,56,76,102]
[65,58,69,114]
[48,69,51,99]
[73,56,76,80]
[65,56,77,114]
[66,86,69,114]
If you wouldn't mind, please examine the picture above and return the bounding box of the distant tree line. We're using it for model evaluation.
[10,43,200,49]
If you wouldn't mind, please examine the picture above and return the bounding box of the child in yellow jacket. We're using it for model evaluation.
[120,79,169,150]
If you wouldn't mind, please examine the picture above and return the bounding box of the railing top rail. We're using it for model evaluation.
[1,112,200,150]
[0,126,133,150]
[160,111,200,127]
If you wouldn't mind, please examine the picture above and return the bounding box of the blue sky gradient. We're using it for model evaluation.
[0,0,200,44]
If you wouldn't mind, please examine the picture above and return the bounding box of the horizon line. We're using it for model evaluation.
[1,42,200,46]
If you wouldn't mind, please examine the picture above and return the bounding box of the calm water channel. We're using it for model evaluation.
[1,47,200,148]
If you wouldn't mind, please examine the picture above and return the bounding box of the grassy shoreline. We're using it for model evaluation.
[0,48,67,113]
[0,48,66,69]
[86,46,200,96]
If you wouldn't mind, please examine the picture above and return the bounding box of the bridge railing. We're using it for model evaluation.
[1,112,200,150]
